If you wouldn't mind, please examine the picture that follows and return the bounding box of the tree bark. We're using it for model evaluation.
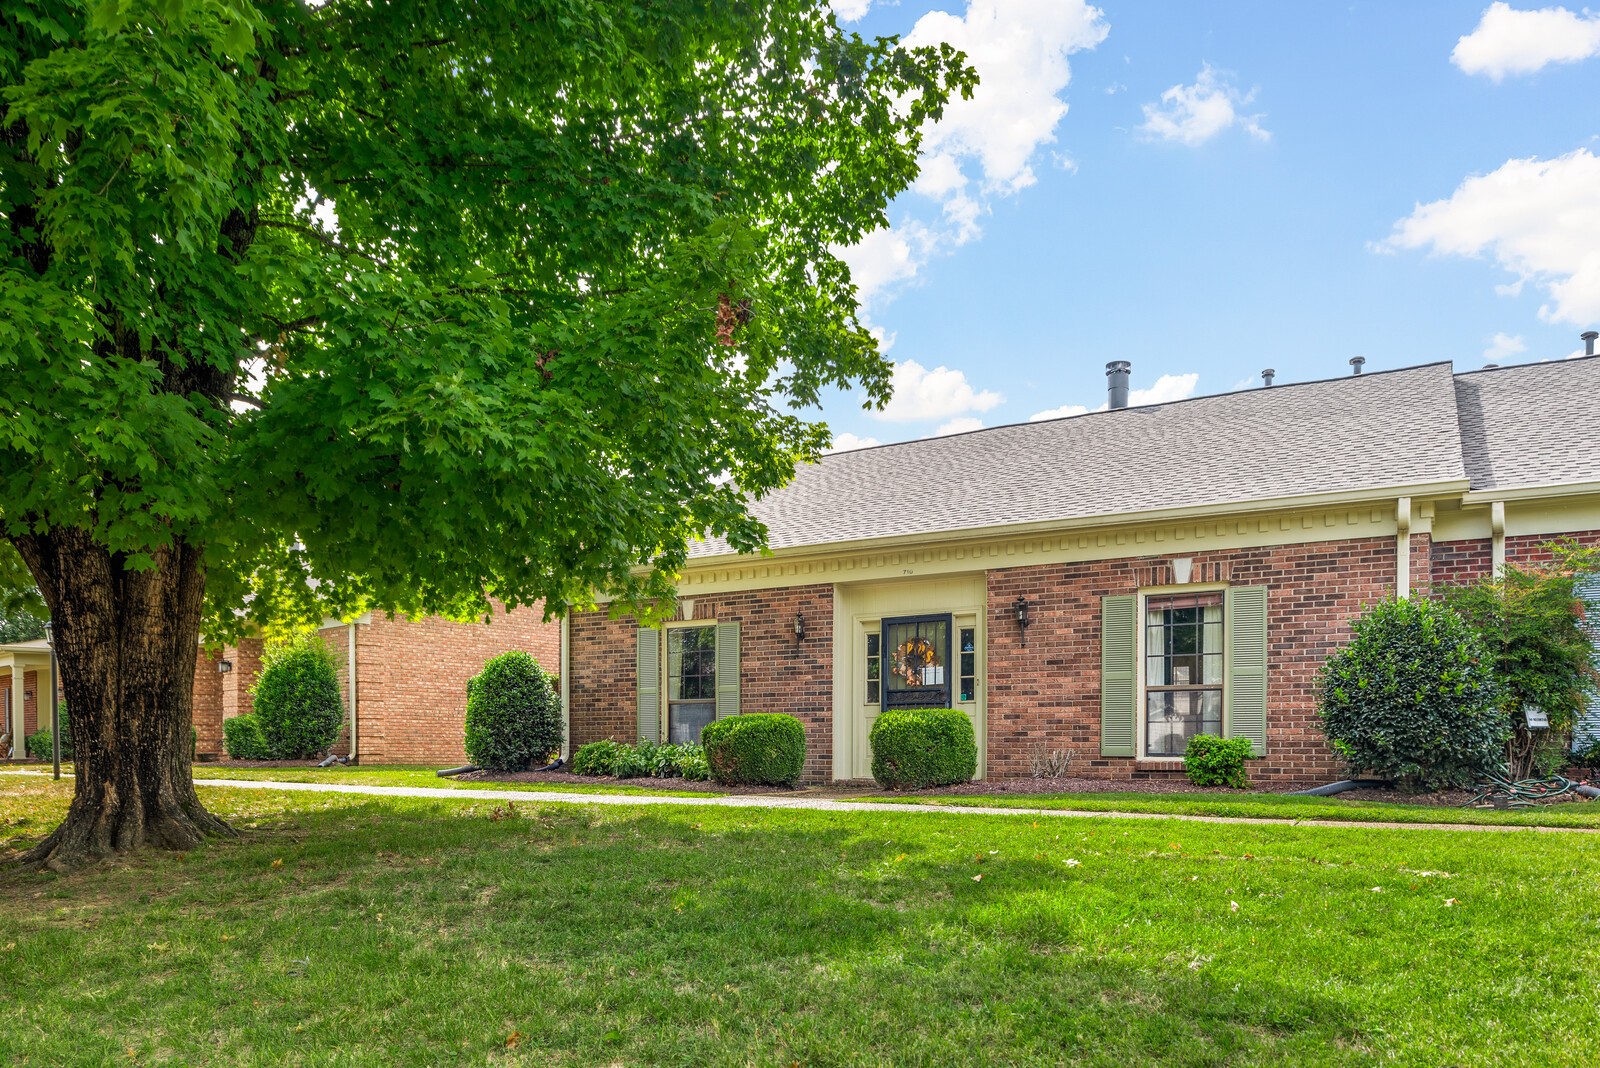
[13,527,233,872]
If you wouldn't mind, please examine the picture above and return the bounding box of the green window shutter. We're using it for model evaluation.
[636,628,661,744]
[715,620,740,718]
[1225,586,1269,756]
[1100,595,1137,757]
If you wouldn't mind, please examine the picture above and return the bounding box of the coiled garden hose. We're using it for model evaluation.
[1465,771,1588,808]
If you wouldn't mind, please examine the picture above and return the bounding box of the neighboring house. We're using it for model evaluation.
[566,354,1600,784]
[193,605,560,763]
[1,639,56,757]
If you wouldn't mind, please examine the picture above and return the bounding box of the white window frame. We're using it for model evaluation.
[1136,583,1229,761]
[662,619,718,745]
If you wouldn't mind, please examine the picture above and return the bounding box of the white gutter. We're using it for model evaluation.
[347,622,359,763]
[1395,496,1412,598]
[1491,501,1506,578]
[1461,479,1600,506]
[559,614,571,761]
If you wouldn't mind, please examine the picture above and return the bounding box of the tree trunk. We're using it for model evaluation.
[13,527,233,872]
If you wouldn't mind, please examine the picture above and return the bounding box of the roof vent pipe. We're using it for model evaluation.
[1105,360,1131,409]
[1261,369,1275,388]
[1583,330,1597,357]
[1349,356,1366,376]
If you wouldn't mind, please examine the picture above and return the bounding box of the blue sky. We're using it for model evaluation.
[816,1,1600,449]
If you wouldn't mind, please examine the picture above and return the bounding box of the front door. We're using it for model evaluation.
[881,614,952,711]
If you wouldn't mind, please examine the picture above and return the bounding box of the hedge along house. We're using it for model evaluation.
[565,349,1600,784]
[192,604,560,764]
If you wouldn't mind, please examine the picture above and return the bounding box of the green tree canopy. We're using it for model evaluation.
[2,0,974,868]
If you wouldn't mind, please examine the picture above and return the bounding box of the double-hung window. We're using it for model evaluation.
[1143,592,1223,756]
[666,625,717,744]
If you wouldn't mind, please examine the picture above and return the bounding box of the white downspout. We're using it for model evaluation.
[1395,496,1412,599]
[560,614,571,760]
[1490,501,1506,578]
[347,622,359,763]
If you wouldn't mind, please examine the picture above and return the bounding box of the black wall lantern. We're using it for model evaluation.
[1014,596,1031,646]
[793,612,807,644]
[218,659,233,674]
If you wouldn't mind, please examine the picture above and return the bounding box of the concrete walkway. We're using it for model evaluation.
[177,775,1600,835]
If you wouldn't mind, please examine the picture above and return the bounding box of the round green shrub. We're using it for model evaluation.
[701,713,805,786]
[869,708,977,790]
[252,637,347,759]
[571,739,626,776]
[223,712,272,761]
[1183,734,1252,789]
[1318,597,1504,790]
[24,703,70,761]
[463,650,562,771]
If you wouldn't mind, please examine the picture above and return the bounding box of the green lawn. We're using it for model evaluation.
[854,789,1600,829]
[188,762,719,797]
[3,779,1599,1066]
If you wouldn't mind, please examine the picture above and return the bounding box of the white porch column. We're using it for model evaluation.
[10,665,24,758]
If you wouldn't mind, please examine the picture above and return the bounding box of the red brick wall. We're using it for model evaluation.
[193,648,225,758]
[568,585,835,781]
[339,603,560,765]
[201,605,558,765]
[985,536,1400,784]
[1408,531,1433,598]
[1429,529,1600,588]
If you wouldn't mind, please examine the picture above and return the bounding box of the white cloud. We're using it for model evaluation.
[1028,402,1092,421]
[1129,372,1201,405]
[1139,65,1270,146]
[1451,2,1600,80]
[1028,372,1200,420]
[831,0,874,22]
[1483,332,1527,360]
[1378,148,1600,324]
[936,416,985,435]
[827,432,883,453]
[839,0,1109,307]
[874,359,1004,422]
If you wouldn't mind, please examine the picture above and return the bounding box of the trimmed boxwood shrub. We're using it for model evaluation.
[701,713,805,787]
[571,739,710,780]
[252,637,346,759]
[869,708,977,790]
[223,713,272,760]
[1318,597,1504,790]
[1183,734,1252,789]
[463,651,562,771]
[24,704,70,761]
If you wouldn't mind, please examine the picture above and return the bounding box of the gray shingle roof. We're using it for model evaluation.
[692,361,1476,558]
[1453,355,1600,493]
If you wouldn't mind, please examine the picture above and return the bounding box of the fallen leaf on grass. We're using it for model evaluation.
[506,1031,523,1049]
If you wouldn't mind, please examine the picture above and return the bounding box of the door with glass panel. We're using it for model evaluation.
[1144,592,1223,756]
[666,625,717,744]
[881,614,952,711]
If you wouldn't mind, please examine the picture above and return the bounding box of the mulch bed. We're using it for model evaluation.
[901,775,1320,797]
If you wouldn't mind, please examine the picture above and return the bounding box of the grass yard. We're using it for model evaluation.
[188,763,719,797]
[858,789,1600,829]
[3,779,1599,1066]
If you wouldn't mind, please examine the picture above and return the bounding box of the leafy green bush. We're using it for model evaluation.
[24,704,70,761]
[569,739,709,780]
[223,713,272,760]
[571,739,627,776]
[1441,541,1600,778]
[676,743,710,781]
[1183,734,1252,789]
[252,637,346,759]
[1318,597,1504,790]
[702,714,806,787]
[464,651,563,771]
[869,708,976,790]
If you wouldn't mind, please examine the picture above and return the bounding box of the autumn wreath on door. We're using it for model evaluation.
[892,635,942,687]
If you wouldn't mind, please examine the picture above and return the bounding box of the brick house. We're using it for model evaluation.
[192,605,560,764]
[565,354,1600,785]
